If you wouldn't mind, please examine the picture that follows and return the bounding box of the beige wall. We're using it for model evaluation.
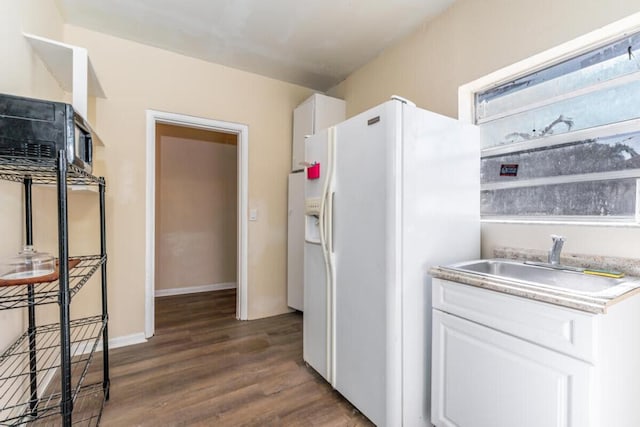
[1,1,313,345]
[330,0,640,118]
[329,0,640,261]
[0,1,65,98]
[155,130,237,291]
[60,24,312,335]
[0,1,66,350]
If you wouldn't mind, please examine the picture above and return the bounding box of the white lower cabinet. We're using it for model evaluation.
[431,278,640,427]
[431,310,592,427]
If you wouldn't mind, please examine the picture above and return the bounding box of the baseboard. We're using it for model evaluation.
[38,366,57,396]
[107,332,147,349]
[74,332,147,355]
[154,282,237,297]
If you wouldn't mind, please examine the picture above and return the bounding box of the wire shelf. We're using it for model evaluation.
[0,255,105,310]
[0,316,106,426]
[22,382,107,427]
[0,157,103,186]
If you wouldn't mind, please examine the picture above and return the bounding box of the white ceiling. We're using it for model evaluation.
[55,0,455,91]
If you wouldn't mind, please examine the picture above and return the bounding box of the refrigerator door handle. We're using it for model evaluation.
[324,191,333,255]
[329,191,335,254]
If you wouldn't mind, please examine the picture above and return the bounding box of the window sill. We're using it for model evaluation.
[481,217,640,228]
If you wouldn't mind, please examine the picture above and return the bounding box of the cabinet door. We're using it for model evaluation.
[431,310,592,427]
[314,95,346,134]
[292,98,314,171]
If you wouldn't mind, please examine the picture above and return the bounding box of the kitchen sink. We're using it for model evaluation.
[447,259,636,296]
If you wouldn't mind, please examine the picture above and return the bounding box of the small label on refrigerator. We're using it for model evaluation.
[368,116,380,126]
[500,164,519,176]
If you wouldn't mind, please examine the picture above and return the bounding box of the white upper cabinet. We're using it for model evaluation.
[292,93,345,171]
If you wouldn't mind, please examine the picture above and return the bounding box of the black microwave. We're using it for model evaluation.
[0,94,93,173]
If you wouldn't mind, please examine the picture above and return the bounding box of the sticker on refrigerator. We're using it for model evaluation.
[499,164,519,177]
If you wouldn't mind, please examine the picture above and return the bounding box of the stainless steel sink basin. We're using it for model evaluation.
[447,259,637,297]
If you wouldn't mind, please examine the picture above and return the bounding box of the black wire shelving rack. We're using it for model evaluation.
[0,153,110,426]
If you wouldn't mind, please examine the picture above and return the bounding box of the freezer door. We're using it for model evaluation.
[303,241,328,379]
[287,172,305,311]
[303,129,331,380]
[332,102,401,426]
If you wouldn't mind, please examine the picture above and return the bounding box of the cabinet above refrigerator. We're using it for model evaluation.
[292,93,345,171]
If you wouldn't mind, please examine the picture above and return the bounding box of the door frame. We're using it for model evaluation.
[145,110,249,338]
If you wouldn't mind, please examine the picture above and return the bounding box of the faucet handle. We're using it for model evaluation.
[551,234,565,242]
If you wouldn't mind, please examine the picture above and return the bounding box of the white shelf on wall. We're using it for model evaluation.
[24,32,106,146]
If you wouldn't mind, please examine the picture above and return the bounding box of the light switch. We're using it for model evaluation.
[249,209,258,221]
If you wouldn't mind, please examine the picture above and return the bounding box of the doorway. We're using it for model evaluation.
[145,110,249,339]
[154,123,237,294]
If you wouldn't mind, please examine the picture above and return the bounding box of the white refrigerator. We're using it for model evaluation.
[289,94,345,311]
[303,99,480,426]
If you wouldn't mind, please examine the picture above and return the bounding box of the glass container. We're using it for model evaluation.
[0,246,55,280]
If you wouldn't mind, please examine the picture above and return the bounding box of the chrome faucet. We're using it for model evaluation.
[548,235,565,265]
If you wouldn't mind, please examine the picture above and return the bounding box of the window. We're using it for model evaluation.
[461,19,640,224]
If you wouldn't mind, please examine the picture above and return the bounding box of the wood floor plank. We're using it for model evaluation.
[97,290,374,426]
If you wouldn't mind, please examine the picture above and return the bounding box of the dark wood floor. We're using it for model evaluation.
[98,290,373,426]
